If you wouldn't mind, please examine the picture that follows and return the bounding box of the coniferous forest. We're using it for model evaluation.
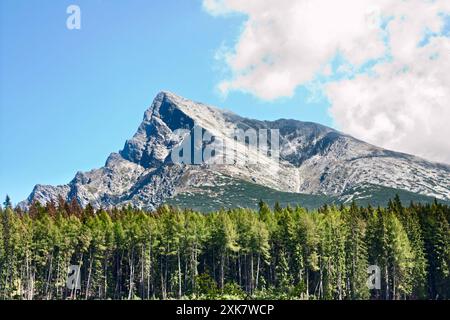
[0,196,449,300]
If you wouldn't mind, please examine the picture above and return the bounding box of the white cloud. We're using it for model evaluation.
[327,36,450,164]
[204,0,450,164]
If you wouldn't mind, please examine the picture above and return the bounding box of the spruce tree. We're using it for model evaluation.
[3,195,12,210]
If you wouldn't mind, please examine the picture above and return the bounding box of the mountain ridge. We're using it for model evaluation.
[20,91,450,210]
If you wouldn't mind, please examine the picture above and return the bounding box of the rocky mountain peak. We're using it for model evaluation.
[119,92,195,168]
[20,91,450,210]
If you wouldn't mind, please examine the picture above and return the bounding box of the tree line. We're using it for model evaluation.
[0,195,448,300]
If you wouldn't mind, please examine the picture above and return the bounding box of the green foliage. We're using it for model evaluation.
[0,198,448,300]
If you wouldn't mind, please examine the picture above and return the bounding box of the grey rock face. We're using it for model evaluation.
[21,91,450,210]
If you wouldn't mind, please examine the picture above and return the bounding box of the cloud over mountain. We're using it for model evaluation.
[203,0,450,164]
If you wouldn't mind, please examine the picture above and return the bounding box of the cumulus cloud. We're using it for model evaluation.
[204,0,450,164]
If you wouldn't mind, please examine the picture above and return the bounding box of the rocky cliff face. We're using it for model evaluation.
[21,91,450,210]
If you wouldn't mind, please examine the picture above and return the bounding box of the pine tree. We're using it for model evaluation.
[385,211,414,299]
[344,204,369,299]
[420,203,450,299]
[211,212,239,291]
[249,218,270,294]
[319,208,346,299]
[3,195,12,210]
[400,206,427,298]
[296,209,319,298]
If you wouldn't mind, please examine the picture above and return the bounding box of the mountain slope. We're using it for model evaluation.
[21,91,450,210]
[167,178,450,212]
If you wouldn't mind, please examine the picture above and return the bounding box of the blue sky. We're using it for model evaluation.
[0,0,332,204]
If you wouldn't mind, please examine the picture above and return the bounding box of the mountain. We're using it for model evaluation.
[21,91,450,210]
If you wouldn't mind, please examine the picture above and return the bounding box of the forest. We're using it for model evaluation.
[0,195,449,300]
